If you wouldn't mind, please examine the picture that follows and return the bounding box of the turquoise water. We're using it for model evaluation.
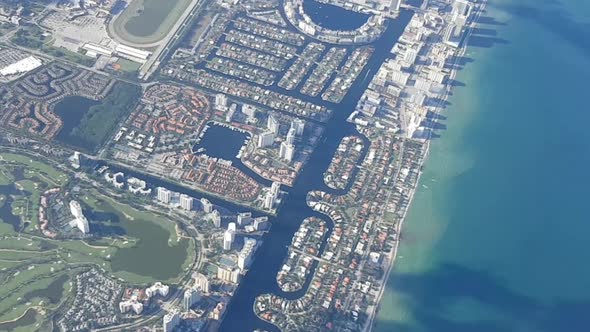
[376,0,590,331]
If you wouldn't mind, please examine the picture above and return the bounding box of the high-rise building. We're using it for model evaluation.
[263,192,274,210]
[157,187,172,204]
[217,265,241,283]
[69,200,90,234]
[242,104,257,118]
[238,238,258,270]
[146,282,169,298]
[119,299,143,314]
[267,114,279,134]
[228,222,237,232]
[257,131,275,148]
[194,272,210,293]
[201,198,213,213]
[183,288,201,311]
[223,230,234,250]
[271,182,281,196]
[215,93,228,111]
[237,212,252,226]
[254,216,270,231]
[212,302,226,320]
[286,127,296,145]
[179,194,194,211]
[212,210,221,228]
[163,310,180,332]
[290,119,305,136]
[279,141,295,162]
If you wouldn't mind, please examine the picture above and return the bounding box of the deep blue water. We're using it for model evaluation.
[193,124,249,161]
[53,96,100,151]
[375,0,590,331]
[302,0,370,31]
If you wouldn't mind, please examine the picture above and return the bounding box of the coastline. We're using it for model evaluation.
[366,1,488,330]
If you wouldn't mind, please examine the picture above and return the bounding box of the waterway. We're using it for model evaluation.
[375,0,590,331]
[219,9,414,332]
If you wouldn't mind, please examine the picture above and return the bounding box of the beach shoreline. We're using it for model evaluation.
[365,1,488,330]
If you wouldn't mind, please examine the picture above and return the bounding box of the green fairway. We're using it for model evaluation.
[0,152,197,328]
[110,0,192,45]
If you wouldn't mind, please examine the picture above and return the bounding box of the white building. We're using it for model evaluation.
[279,141,295,162]
[183,288,201,311]
[0,55,42,77]
[286,127,296,145]
[211,209,221,228]
[237,212,252,226]
[119,299,143,314]
[157,187,172,204]
[69,200,90,234]
[201,198,213,213]
[163,310,180,332]
[146,282,169,299]
[291,119,305,135]
[193,272,210,293]
[223,230,234,251]
[215,93,228,111]
[254,216,270,231]
[267,114,279,134]
[264,192,274,210]
[238,238,258,270]
[179,194,194,211]
[257,131,275,148]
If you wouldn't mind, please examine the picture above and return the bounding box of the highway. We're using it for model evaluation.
[139,0,205,80]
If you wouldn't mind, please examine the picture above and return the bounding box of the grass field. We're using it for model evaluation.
[110,0,192,45]
[0,153,197,328]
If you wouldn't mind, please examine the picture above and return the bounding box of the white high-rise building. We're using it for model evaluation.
[279,141,295,162]
[146,282,169,298]
[183,288,201,311]
[215,93,228,111]
[212,210,221,228]
[271,182,280,196]
[194,272,210,293]
[291,119,305,136]
[69,200,90,234]
[201,198,213,213]
[179,194,194,211]
[228,222,237,232]
[157,187,171,204]
[237,212,252,226]
[264,192,274,210]
[163,310,180,332]
[223,230,234,250]
[267,114,279,134]
[254,216,270,231]
[119,299,143,314]
[242,104,257,117]
[257,131,275,148]
[286,127,296,145]
[238,238,258,270]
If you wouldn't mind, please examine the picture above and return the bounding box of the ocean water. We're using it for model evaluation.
[375,0,590,331]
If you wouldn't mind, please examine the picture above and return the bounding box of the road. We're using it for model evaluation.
[139,0,205,80]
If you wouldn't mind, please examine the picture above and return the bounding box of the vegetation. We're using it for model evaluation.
[0,153,196,328]
[64,82,141,153]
